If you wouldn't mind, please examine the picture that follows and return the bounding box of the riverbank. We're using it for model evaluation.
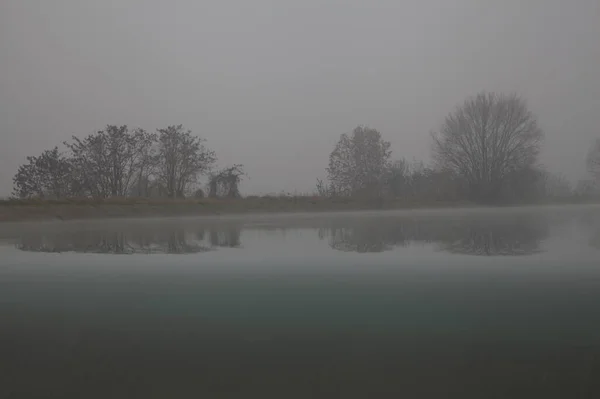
[0,197,483,222]
[1,196,598,223]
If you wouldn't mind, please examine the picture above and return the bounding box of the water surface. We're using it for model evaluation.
[1,206,600,398]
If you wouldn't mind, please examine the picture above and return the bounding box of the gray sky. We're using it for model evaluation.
[1,0,599,196]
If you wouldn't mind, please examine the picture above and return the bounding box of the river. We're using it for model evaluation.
[1,206,600,398]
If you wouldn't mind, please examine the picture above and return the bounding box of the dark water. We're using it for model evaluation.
[1,206,600,398]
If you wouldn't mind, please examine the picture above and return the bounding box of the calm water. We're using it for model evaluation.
[1,206,600,398]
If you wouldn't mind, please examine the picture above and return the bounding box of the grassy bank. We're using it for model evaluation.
[0,196,482,222]
[2,196,599,223]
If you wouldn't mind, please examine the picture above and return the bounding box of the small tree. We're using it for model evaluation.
[432,92,543,202]
[12,147,73,199]
[208,165,246,198]
[326,125,392,197]
[156,125,216,198]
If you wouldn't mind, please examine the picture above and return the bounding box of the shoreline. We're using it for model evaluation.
[1,197,598,223]
[0,197,470,223]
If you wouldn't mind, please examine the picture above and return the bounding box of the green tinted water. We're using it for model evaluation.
[1,206,600,398]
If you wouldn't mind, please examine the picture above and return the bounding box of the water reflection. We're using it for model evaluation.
[320,214,550,256]
[436,218,548,256]
[11,209,598,257]
[320,223,414,253]
[15,226,242,254]
[208,227,241,248]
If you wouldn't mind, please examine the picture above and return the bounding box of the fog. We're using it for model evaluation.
[1,0,599,197]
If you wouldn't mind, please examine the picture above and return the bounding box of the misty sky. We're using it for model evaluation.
[1,0,599,196]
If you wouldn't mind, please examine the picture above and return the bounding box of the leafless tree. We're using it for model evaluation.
[432,92,543,202]
[12,147,73,199]
[587,138,600,183]
[156,125,217,198]
[326,125,392,197]
[65,125,153,198]
[129,130,158,197]
[208,164,246,198]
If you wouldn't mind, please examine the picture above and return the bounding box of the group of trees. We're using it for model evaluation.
[11,91,600,204]
[13,124,244,199]
[322,92,600,203]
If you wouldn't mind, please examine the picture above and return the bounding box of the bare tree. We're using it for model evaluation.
[432,92,543,202]
[65,125,152,198]
[326,125,392,197]
[129,130,158,197]
[12,147,73,199]
[587,138,600,183]
[156,125,216,198]
[208,164,246,198]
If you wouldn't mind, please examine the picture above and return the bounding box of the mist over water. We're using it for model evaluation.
[2,205,598,258]
[3,0,600,396]
[2,206,600,398]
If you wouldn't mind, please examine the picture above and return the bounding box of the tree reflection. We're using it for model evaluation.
[323,222,412,253]
[17,231,133,254]
[436,218,548,256]
[16,224,243,254]
[14,213,556,257]
[320,215,549,256]
[208,226,241,248]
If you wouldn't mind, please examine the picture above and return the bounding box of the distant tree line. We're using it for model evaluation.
[12,124,245,199]
[320,91,600,203]
[12,91,600,204]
